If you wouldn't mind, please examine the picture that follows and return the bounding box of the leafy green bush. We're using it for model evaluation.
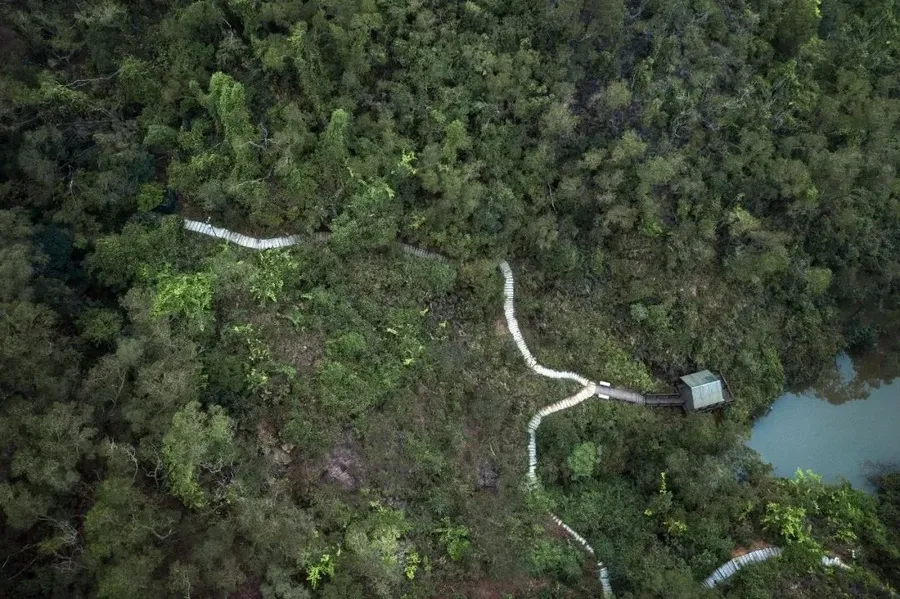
[151,270,214,332]
[567,442,599,481]
[162,401,236,509]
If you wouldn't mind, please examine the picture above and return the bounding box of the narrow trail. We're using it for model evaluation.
[703,548,848,588]
[499,261,613,596]
[182,218,849,596]
[183,219,450,263]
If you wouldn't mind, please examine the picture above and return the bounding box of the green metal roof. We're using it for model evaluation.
[680,370,725,410]
[681,370,719,388]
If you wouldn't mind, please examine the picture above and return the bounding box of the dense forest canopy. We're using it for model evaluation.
[1,0,899,597]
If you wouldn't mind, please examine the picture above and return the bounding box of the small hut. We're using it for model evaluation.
[679,370,733,412]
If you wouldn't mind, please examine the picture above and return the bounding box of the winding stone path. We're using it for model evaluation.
[182,218,850,596]
[703,548,848,588]
[499,261,613,596]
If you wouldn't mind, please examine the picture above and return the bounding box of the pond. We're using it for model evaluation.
[747,350,900,492]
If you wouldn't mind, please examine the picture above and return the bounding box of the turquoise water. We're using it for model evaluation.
[747,353,900,492]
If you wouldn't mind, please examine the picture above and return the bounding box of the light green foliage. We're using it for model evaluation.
[151,270,214,331]
[162,401,236,509]
[360,505,405,566]
[567,442,599,480]
[541,100,578,139]
[805,266,833,296]
[288,23,333,119]
[229,323,296,395]
[36,72,91,112]
[610,129,648,163]
[604,80,632,110]
[342,503,416,596]
[313,108,352,214]
[436,518,471,562]
[330,180,399,256]
[306,552,336,589]
[167,72,267,219]
[206,72,258,179]
[136,182,165,212]
[728,206,762,237]
[404,550,420,579]
[316,306,425,415]
[770,469,879,548]
[250,250,298,305]
[529,538,583,582]
[763,502,821,554]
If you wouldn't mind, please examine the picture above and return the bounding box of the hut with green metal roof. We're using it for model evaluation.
[678,370,734,412]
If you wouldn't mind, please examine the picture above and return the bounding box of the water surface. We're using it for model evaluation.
[747,352,900,492]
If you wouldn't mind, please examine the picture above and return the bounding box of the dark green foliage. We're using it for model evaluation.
[84,476,179,599]
[1,0,899,597]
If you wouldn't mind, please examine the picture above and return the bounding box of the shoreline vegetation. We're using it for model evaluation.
[2,0,899,597]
